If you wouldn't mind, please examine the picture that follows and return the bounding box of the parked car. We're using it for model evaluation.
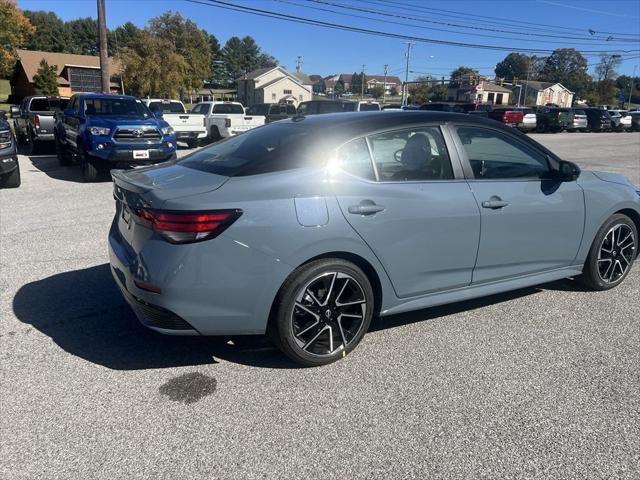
[297,100,345,115]
[487,107,525,128]
[629,111,640,131]
[11,95,69,153]
[246,103,297,123]
[342,101,381,112]
[458,103,492,118]
[419,102,465,113]
[142,99,207,148]
[568,108,588,132]
[191,101,265,142]
[534,106,573,133]
[54,93,177,182]
[108,111,640,366]
[381,104,420,110]
[0,117,19,188]
[608,110,632,132]
[583,108,612,132]
[512,107,537,132]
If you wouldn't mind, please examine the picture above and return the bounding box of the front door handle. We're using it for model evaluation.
[481,197,509,209]
[348,201,385,215]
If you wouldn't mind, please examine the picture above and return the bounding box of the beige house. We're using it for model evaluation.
[519,81,574,107]
[448,80,511,105]
[236,66,313,107]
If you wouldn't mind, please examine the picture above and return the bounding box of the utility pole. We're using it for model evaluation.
[97,0,110,94]
[402,42,413,106]
[296,55,303,73]
[383,63,388,104]
[628,64,637,107]
[361,64,365,99]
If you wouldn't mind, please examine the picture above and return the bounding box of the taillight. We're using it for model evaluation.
[132,208,242,244]
[34,115,40,128]
[225,118,231,128]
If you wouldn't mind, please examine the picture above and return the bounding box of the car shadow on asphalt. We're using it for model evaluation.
[12,263,583,370]
[12,263,299,370]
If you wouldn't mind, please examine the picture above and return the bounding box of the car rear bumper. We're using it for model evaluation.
[33,132,54,141]
[175,130,207,140]
[108,219,292,336]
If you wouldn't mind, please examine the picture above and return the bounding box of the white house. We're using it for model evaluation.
[236,66,313,107]
[519,81,574,107]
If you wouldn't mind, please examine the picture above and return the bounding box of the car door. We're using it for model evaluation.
[64,96,81,149]
[332,125,480,298]
[452,125,585,284]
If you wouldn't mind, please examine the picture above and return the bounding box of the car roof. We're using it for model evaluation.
[75,93,137,100]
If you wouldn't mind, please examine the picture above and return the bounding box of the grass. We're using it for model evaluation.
[0,79,12,115]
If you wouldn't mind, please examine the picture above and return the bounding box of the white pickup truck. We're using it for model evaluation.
[190,101,265,142]
[142,99,207,148]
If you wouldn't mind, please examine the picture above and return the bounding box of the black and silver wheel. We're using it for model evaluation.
[56,137,71,166]
[78,144,99,182]
[271,259,374,366]
[580,214,637,290]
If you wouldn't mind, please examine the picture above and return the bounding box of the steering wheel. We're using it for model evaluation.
[393,149,404,162]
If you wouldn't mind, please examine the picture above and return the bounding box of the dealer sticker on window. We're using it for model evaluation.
[133,150,150,159]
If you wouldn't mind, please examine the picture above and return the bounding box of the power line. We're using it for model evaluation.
[185,0,640,55]
[363,0,640,39]
[304,0,640,44]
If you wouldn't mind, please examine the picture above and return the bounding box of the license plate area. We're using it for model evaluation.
[133,150,150,159]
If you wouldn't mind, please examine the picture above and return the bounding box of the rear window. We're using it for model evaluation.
[212,103,244,114]
[29,97,69,112]
[359,103,380,111]
[178,123,323,176]
[148,101,185,114]
[246,105,268,116]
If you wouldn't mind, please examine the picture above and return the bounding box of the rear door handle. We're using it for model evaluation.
[481,198,509,209]
[348,201,385,215]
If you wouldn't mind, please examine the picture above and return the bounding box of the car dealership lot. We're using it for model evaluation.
[1,133,639,479]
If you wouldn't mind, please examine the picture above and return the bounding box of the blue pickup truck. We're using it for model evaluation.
[54,93,177,181]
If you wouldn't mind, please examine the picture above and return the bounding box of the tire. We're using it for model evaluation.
[0,165,21,188]
[78,144,99,182]
[578,214,637,291]
[209,127,222,143]
[26,132,36,155]
[56,138,72,166]
[269,259,374,367]
[185,139,198,149]
[536,123,547,133]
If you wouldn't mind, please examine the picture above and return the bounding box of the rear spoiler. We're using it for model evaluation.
[111,169,152,194]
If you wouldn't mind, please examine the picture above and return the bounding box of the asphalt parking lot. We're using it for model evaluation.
[1,132,639,479]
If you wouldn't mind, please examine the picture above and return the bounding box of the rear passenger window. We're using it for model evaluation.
[457,126,549,179]
[367,127,454,181]
[335,138,375,180]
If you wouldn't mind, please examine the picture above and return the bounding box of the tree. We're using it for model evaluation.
[148,12,212,93]
[369,85,384,99]
[67,17,99,55]
[32,59,58,94]
[449,66,479,87]
[430,84,448,101]
[539,48,590,97]
[109,22,142,55]
[350,72,367,94]
[219,35,277,86]
[334,78,345,95]
[407,76,432,104]
[22,10,69,53]
[594,54,622,82]
[494,53,529,81]
[0,1,35,77]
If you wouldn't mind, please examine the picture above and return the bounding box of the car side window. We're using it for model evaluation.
[457,126,550,179]
[335,137,376,180]
[367,126,454,181]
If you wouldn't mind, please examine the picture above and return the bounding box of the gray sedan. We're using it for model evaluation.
[109,112,640,366]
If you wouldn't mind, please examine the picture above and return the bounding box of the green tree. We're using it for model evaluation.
[350,72,367,95]
[369,85,384,99]
[148,12,211,93]
[67,17,99,55]
[109,22,142,55]
[0,1,35,77]
[333,78,345,95]
[539,48,591,97]
[494,53,529,81]
[220,35,277,86]
[449,66,479,87]
[430,84,448,101]
[22,10,70,53]
[407,76,432,104]
[33,59,58,94]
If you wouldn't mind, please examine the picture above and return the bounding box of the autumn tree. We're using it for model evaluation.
[33,59,58,94]
[0,0,35,77]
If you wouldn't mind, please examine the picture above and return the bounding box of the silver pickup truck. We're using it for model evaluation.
[11,95,69,154]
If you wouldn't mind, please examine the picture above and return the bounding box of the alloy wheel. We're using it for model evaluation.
[597,223,636,283]
[290,271,367,357]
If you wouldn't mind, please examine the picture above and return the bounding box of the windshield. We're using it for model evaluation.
[30,97,69,112]
[148,101,185,114]
[212,104,244,114]
[178,123,323,176]
[359,103,380,111]
[84,98,152,117]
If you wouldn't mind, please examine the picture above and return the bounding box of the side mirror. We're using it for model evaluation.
[63,108,76,117]
[10,106,20,118]
[153,110,163,119]
[557,160,581,181]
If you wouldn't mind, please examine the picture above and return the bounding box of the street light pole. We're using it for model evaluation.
[361,64,365,100]
[383,63,388,105]
[628,64,637,107]
[402,42,413,106]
